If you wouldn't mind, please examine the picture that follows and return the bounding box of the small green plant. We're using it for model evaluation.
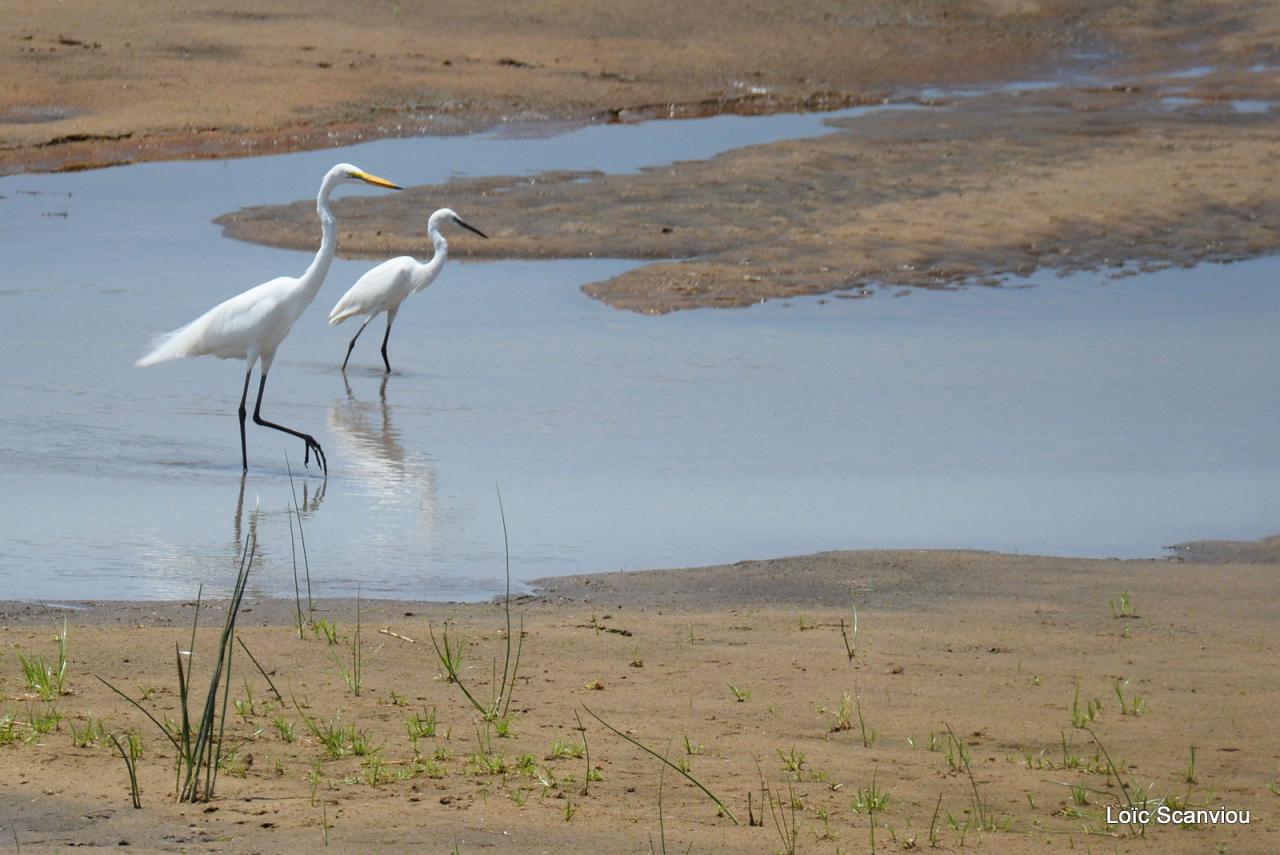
[515,753,538,776]
[853,685,877,747]
[1185,745,1198,784]
[407,707,439,742]
[943,728,970,773]
[1070,685,1103,728]
[778,746,807,778]
[729,684,751,702]
[71,716,111,748]
[25,704,63,743]
[219,748,248,778]
[333,592,364,696]
[0,711,17,746]
[308,761,324,807]
[312,618,340,645]
[234,693,255,722]
[17,618,69,700]
[493,712,517,738]
[1112,678,1147,716]
[851,768,891,815]
[271,716,296,743]
[549,736,585,760]
[1109,591,1138,619]
[299,710,377,759]
[683,735,704,755]
[362,756,391,786]
[1060,730,1082,769]
[853,768,889,853]
[831,692,854,732]
[109,731,143,808]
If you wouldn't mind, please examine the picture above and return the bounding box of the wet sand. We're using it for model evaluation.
[1,545,1277,852]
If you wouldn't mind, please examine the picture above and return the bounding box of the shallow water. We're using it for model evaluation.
[2,108,1279,602]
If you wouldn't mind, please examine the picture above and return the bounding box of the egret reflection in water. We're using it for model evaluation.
[328,377,440,531]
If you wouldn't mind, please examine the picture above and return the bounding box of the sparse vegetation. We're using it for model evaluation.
[17,618,69,700]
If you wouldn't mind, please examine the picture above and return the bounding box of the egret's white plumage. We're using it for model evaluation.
[329,207,487,372]
[136,162,401,473]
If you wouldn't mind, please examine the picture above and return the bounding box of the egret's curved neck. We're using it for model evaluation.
[300,177,340,299]
[427,222,449,265]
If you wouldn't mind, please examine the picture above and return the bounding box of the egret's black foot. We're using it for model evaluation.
[303,436,328,475]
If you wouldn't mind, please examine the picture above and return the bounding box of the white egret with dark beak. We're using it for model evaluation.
[329,208,488,373]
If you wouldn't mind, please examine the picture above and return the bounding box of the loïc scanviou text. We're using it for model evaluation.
[1106,805,1251,827]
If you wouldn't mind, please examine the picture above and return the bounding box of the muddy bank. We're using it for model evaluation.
[1,545,1278,852]
[217,82,1280,312]
[1,0,1111,175]
[5,0,1276,175]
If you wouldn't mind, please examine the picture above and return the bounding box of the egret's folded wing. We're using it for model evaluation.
[329,258,414,324]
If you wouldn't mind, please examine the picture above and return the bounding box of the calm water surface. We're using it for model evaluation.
[2,108,1278,601]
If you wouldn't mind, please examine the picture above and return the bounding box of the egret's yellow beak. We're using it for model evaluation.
[354,170,402,190]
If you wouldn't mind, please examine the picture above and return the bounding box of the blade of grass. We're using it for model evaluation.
[235,637,285,705]
[583,704,738,824]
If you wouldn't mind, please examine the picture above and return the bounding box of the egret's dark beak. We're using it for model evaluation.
[454,217,488,239]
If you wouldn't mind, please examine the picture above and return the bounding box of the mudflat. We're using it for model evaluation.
[1,547,1277,852]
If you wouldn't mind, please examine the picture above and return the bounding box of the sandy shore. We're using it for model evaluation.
[2,0,1123,175]
[1,545,1277,852]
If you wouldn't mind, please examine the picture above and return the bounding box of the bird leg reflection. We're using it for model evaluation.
[252,373,328,475]
[232,471,247,547]
[298,477,326,513]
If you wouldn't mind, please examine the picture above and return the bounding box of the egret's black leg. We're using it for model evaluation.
[252,374,327,475]
[380,309,398,373]
[238,370,252,472]
[341,317,374,372]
